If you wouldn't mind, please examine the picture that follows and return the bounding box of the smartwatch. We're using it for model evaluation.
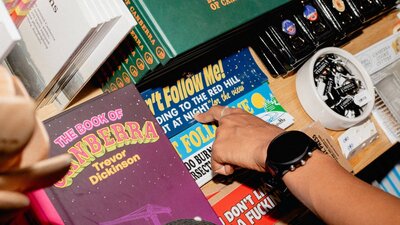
[266,130,319,178]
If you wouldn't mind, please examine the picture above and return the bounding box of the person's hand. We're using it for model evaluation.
[194,105,284,176]
[0,67,71,223]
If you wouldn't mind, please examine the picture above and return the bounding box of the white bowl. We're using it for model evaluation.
[296,47,375,130]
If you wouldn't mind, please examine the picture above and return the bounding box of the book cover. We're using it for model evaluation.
[137,0,289,56]
[29,85,220,225]
[211,181,281,225]
[171,82,294,187]
[141,47,269,139]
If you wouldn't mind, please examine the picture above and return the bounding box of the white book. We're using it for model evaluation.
[0,1,20,61]
[49,0,136,109]
[6,0,98,99]
[39,0,120,106]
[38,0,104,101]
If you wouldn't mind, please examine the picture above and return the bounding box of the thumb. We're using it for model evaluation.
[214,165,235,176]
[212,157,235,176]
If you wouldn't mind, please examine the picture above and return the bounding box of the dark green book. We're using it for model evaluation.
[137,0,289,56]
[124,0,172,65]
[129,27,160,71]
[124,36,150,84]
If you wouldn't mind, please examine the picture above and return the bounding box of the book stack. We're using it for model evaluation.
[101,0,289,92]
[5,0,136,111]
[0,0,20,61]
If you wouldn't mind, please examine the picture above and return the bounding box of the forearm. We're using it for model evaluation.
[283,150,400,225]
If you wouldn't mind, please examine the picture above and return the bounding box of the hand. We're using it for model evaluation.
[0,67,71,223]
[195,105,284,176]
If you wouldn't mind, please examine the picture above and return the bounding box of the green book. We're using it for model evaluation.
[129,27,160,71]
[123,37,150,84]
[107,64,121,92]
[119,54,136,86]
[137,0,288,56]
[133,45,151,82]
[124,0,172,65]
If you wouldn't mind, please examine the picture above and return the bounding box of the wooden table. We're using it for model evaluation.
[266,12,398,174]
[37,11,397,175]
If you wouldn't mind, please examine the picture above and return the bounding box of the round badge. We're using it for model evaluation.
[144,52,154,65]
[110,83,118,91]
[156,46,166,60]
[303,5,318,21]
[136,58,145,71]
[332,0,345,12]
[282,19,296,36]
[116,77,124,88]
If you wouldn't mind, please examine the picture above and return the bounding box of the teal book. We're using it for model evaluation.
[124,0,172,65]
[130,27,160,71]
[137,0,289,56]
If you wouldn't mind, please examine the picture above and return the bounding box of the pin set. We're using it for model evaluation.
[313,53,370,118]
[252,0,396,77]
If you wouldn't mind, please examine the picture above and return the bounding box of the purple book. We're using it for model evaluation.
[29,84,220,225]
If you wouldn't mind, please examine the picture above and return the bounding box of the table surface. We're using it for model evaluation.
[37,11,398,175]
[202,11,399,208]
[266,12,398,174]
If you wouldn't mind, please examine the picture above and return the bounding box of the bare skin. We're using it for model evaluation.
[195,105,400,225]
[0,67,71,223]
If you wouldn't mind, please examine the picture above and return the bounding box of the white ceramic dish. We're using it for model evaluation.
[296,47,375,130]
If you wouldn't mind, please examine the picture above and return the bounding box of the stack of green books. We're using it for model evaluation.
[100,0,289,92]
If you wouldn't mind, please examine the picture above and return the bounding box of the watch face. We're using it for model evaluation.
[268,131,314,165]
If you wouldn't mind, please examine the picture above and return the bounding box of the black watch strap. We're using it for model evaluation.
[266,130,318,178]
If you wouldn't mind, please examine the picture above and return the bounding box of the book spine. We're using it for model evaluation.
[118,37,146,85]
[107,36,148,88]
[136,0,177,57]
[109,56,123,92]
[130,27,160,71]
[129,43,150,83]
[124,0,173,65]
[119,55,136,86]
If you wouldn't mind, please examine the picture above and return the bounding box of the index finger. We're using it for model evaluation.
[194,105,226,123]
